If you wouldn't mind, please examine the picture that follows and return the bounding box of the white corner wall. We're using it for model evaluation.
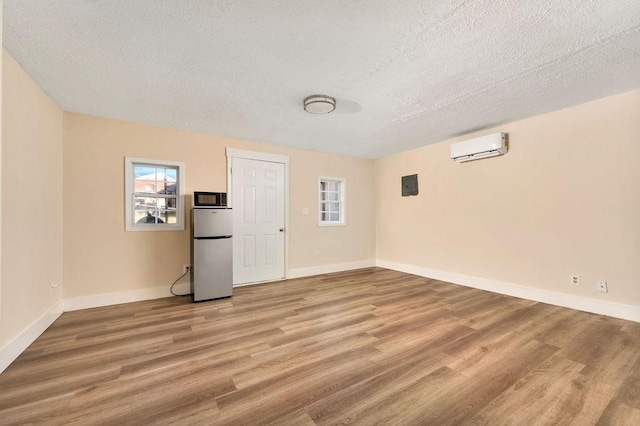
[0,0,4,371]
[375,89,640,322]
[0,48,64,373]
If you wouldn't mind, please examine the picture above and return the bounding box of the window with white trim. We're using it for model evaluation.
[318,177,346,226]
[125,157,185,231]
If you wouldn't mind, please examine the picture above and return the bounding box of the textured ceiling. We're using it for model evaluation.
[4,1,640,158]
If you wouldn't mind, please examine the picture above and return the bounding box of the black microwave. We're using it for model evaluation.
[193,191,227,208]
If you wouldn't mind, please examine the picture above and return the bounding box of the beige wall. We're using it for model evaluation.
[3,38,639,356]
[1,49,64,348]
[0,2,4,342]
[63,114,376,298]
[376,90,640,306]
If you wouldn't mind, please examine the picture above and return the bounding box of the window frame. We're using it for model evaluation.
[318,176,346,227]
[125,157,185,232]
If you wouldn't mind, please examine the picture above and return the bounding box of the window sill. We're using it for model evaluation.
[318,222,346,227]
[125,224,185,232]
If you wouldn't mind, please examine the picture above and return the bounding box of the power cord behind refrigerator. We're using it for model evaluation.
[170,268,191,297]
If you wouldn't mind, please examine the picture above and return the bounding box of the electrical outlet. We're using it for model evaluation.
[597,281,608,293]
[570,275,581,286]
[313,251,320,259]
[183,265,192,274]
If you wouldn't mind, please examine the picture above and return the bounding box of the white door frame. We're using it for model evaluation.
[226,148,290,282]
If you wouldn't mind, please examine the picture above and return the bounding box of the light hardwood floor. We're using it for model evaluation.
[1,267,639,425]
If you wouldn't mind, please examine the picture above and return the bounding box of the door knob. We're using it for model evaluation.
[279,228,284,232]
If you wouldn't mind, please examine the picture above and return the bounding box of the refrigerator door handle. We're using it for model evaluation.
[195,236,232,240]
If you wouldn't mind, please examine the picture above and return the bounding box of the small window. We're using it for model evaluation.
[125,157,185,231]
[318,177,346,226]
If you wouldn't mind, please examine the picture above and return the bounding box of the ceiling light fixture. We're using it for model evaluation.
[304,94,336,114]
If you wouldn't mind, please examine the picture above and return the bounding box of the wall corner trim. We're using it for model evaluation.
[0,300,64,374]
[288,260,376,279]
[376,260,640,323]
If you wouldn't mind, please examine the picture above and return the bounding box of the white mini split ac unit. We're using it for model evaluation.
[450,132,508,163]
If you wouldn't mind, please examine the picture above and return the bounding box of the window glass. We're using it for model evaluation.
[318,177,346,226]
[125,158,184,231]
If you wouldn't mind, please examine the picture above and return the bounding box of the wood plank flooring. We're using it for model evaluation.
[1,267,639,425]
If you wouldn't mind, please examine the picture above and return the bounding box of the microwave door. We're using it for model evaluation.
[196,192,217,206]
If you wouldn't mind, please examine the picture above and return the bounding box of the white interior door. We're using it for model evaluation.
[231,157,285,285]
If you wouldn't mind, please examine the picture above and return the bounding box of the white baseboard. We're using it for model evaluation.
[0,300,64,374]
[288,259,376,279]
[3,260,638,374]
[65,260,377,311]
[376,260,640,323]
[64,282,191,312]
[233,278,285,288]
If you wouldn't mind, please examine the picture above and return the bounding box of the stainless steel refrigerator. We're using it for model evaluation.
[190,208,233,302]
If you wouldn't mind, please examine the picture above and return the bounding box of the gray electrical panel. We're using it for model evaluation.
[402,174,418,196]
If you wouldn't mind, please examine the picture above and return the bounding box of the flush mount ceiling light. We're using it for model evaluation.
[303,94,336,114]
